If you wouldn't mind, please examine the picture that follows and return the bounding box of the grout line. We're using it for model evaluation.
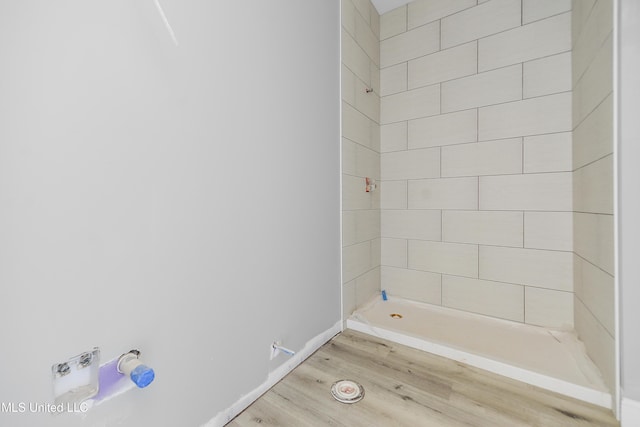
[574,293,615,339]
[573,152,614,173]
[575,252,615,278]
[476,108,479,142]
[522,211,525,248]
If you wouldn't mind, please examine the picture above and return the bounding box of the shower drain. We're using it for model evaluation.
[330,379,364,404]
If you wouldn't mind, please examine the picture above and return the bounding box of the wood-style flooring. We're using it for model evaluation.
[228,329,619,427]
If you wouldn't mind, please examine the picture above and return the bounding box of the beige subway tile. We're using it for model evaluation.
[524,132,572,173]
[574,212,614,275]
[441,0,521,49]
[371,119,381,153]
[408,0,476,29]
[371,237,381,268]
[370,60,381,96]
[523,0,571,24]
[381,62,407,96]
[408,41,477,89]
[380,5,407,40]
[573,34,613,126]
[573,94,613,170]
[382,84,440,123]
[573,155,613,214]
[480,246,573,291]
[343,241,372,283]
[442,138,522,177]
[408,109,477,149]
[380,180,407,209]
[381,238,408,267]
[343,281,357,322]
[479,12,571,72]
[354,80,380,123]
[342,65,356,105]
[572,0,613,83]
[381,147,440,180]
[342,138,380,179]
[443,275,524,322]
[343,102,375,149]
[574,297,616,391]
[380,122,408,152]
[574,256,615,336]
[355,267,381,307]
[355,9,380,66]
[524,212,572,251]
[572,0,596,45]
[480,172,572,211]
[479,92,572,140]
[352,0,371,25]
[370,3,380,39]
[409,240,478,277]
[343,174,374,210]
[408,177,478,210]
[442,64,522,113]
[523,52,572,98]
[342,29,371,84]
[443,210,523,247]
[525,287,574,328]
[342,210,380,247]
[381,266,441,304]
[381,21,440,68]
[381,209,442,240]
[342,0,357,37]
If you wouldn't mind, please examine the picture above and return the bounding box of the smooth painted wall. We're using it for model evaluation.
[620,0,640,403]
[0,1,341,426]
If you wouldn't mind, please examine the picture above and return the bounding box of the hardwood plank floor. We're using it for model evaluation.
[228,330,619,427]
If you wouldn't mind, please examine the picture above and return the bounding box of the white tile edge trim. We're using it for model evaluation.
[621,397,640,426]
[203,320,343,427]
[346,319,613,409]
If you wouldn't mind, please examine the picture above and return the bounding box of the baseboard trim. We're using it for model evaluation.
[622,397,640,426]
[203,320,342,427]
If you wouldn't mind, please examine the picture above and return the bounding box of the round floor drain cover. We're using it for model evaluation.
[331,379,364,404]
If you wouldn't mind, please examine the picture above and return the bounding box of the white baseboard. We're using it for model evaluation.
[622,397,640,426]
[203,321,342,427]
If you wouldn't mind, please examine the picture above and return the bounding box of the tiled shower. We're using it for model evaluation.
[342,0,614,393]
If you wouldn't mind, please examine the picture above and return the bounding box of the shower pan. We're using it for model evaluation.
[341,0,617,414]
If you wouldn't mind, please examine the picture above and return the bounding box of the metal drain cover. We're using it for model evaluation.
[331,379,364,404]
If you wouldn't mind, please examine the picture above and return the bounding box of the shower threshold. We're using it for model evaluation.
[346,296,611,409]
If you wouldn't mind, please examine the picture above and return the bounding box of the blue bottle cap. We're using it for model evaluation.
[130,364,155,388]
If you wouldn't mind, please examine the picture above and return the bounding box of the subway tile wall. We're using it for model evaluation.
[572,0,615,392]
[379,0,574,328]
[342,0,381,320]
[344,1,615,393]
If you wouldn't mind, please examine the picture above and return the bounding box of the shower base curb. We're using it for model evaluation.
[346,318,612,409]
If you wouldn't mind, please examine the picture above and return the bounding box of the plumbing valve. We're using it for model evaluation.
[117,350,155,388]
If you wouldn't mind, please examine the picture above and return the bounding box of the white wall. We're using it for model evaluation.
[620,0,640,409]
[0,1,341,426]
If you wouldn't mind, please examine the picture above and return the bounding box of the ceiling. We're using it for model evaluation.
[370,0,414,15]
